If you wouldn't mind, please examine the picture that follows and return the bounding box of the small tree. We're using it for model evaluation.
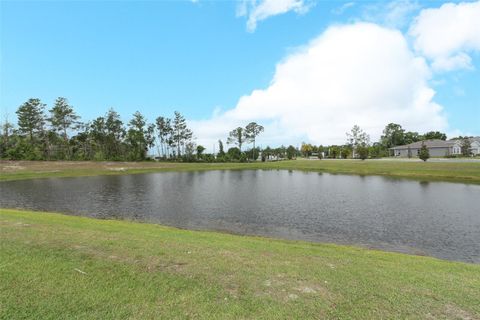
[461,139,471,156]
[300,143,313,157]
[356,145,369,160]
[340,148,350,159]
[419,143,430,161]
[196,145,205,160]
[286,145,296,160]
[227,147,241,160]
[329,146,340,158]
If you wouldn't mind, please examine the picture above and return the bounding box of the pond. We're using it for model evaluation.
[1,170,479,263]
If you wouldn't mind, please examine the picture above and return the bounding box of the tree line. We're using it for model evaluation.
[1,97,471,162]
[0,98,198,161]
[298,123,469,160]
[0,97,273,162]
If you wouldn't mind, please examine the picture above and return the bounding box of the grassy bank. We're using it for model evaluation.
[2,159,480,183]
[1,209,479,319]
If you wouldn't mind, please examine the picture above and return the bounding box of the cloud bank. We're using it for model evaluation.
[192,22,448,149]
[409,1,480,71]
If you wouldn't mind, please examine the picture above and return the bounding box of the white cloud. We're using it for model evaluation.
[332,2,355,15]
[237,0,312,32]
[409,1,480,72]
[431,52,473,72]
[362,0,420,29]
[191,23,448,149]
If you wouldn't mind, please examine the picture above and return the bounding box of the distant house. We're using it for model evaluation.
[390,138,480,157]
[449,137,480,156]
[469,137,480,155]
[390,137,480,157]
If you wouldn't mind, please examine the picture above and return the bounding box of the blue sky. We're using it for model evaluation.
[1,0,479,147]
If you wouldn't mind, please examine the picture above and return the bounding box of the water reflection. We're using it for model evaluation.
[1,170,479,263]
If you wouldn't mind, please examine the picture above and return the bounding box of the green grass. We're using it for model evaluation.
[1,159,480,184]
[1,209,479,319]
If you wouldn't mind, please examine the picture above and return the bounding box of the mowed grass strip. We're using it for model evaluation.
[1,209,479,319]
[1,159,480,184]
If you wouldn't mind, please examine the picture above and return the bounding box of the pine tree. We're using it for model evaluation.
[172,111,187,157]
[227,127,246,152]
[49,97,81,158]
[16,98,46,141]
[419,143,430,162]
[245,122,264,161]
[49,97,81,141]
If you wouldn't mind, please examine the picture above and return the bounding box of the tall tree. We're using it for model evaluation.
[49,97,81,158]
[172,111,188,157]
[423,131,447,141]
[1,118,14,145]
[105,108,125,159]
[245,122,264,160]
[404,131,421,144]
[49,97,81,141]
[381,123,405,148]
[227,127,246,152]
[0,118,15,158]
[127,111,153,160]
[16,98,46,141]
[347,125,370,158]
[90,116,107,159]
[217,139,225,157]
[155,116,170,157]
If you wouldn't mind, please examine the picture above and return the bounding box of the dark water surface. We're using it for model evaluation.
[1,170,479,263]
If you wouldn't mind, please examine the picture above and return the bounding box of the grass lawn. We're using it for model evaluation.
[1,209,479,319]
[1,159,480,184]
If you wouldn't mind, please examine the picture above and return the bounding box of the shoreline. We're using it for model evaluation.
[2,159,480,184]
[1,208,479,319]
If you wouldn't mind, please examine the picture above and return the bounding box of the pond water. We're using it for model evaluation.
[1,170,479,263]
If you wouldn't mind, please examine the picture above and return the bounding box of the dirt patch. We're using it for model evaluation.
[2,165,26,171]
[444,304,478,320]
[256,275,333,303]
[426,304,479,320]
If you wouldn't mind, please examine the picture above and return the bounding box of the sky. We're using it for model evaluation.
[1,0,479,149]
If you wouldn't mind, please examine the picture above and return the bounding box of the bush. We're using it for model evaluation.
[356,146,369,160]
[419,144,430,162]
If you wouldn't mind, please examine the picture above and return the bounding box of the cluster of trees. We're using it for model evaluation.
[300,125,372,160]
[216,122,265,162]
[1,97,275,163]
[298,123,457,161]
[2,97,471,162]
[0,98,196,161]
[380,123,447,148]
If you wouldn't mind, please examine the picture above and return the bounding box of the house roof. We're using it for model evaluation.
[390,139,454,150]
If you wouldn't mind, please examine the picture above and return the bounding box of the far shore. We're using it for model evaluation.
[1,159,480,184]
